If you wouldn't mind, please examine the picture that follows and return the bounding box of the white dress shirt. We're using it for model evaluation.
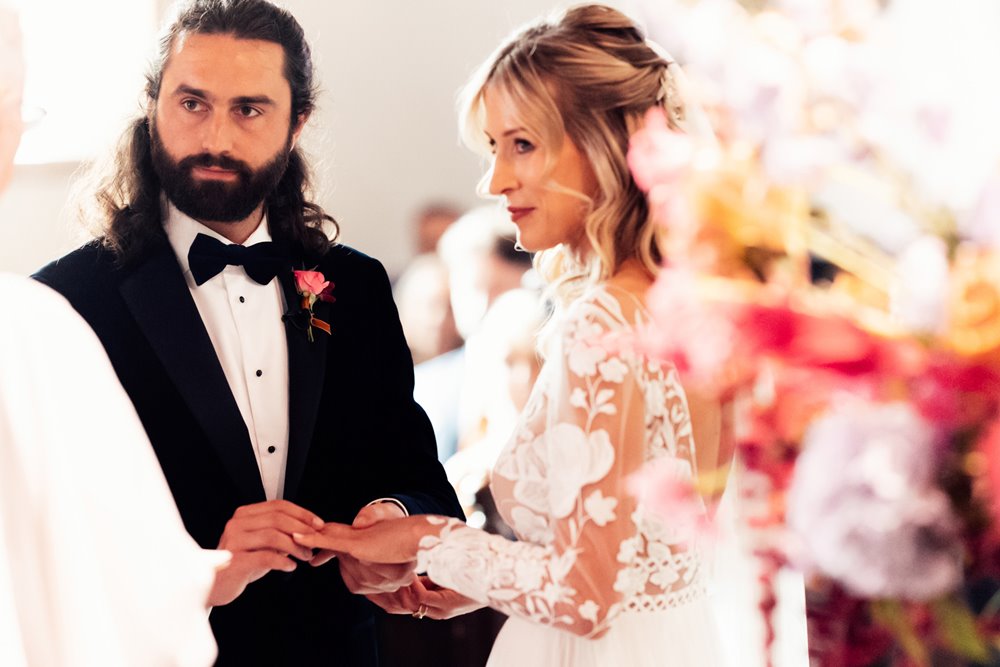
[165,204,290,501]
[0,274,222,667]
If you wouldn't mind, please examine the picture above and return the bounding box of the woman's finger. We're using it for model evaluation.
[366,585,421,615]
[416,580,458,607]
[292,522,354,550]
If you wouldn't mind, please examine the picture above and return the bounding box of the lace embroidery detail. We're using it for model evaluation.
[417,285,707,637]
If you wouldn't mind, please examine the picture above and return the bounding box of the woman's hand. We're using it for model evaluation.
[328,503,417,594]
[414,576,486,620]
[366,576,486,620]
[292,515,440,564]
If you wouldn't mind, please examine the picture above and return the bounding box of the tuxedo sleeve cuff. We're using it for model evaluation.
[366,497,409,517]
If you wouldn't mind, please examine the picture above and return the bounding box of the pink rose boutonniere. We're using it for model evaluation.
[293,269,336,342]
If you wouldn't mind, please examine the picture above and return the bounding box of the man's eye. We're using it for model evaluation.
[182,99,203,112]
[237,105,262,118]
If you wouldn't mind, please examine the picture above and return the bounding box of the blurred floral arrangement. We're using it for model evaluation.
[625,0,1000,664]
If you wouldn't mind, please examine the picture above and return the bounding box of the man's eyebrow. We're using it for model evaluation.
[170,85,276,107]
[172,84,210,99]
[232,95,276,106]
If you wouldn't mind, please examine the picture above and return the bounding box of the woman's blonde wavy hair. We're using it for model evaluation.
[459,4,687,306]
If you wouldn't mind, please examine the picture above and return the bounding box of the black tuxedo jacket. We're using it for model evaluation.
[34,239,463,666]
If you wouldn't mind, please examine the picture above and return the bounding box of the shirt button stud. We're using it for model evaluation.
[256,369,263,377]
[267,445,276,454]
[239,296,245,303]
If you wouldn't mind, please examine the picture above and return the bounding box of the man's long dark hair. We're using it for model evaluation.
[90,0,336,265]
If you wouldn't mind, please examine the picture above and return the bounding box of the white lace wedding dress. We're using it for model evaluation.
[417,284,721,666]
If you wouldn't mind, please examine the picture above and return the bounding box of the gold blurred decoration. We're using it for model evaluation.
[691,155,811,284]
[946,247,1000,360]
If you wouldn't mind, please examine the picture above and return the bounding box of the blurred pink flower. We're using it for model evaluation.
[732,299,925,382]
[910,355,1000,429]
[627,456,708,536]
[627,107,694,193]
[627,108,699,241]
[640,272,913,398]
[638,268,737,392]
[731,303,862,378]
[976,421,1000,526]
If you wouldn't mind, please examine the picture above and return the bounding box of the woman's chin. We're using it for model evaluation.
[514,233,546,254]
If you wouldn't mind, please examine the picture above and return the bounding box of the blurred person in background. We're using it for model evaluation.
[396,252,465,462]
[445,287,549,534]
[412,206,535,463]
[437,205,534,342]
[395,252,463,366]
[0,6,222,665]
[412,200,463,256]
[433,206,535,457]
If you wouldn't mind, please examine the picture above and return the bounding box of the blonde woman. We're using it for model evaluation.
[295,5,722,664]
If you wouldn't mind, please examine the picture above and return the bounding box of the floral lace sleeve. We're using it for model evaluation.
[416,288,702,638]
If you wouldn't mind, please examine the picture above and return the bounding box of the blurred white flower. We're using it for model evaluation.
[787,400,963,600]
[761,134,844,186]
[773,0,881,38]
[890,235,950,333]
[813,170,922,254]
[858,0,1000,211]
[959,173,1000,247]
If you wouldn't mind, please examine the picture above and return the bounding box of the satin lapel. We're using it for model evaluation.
[119,245,266,504]
[278,265,332,502]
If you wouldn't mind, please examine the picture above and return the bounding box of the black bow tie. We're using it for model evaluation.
[188,233,286,286]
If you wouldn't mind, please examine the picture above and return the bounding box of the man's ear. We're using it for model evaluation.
[290,112,309,149]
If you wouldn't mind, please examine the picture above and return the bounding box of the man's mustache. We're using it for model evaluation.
[178,153,252,176]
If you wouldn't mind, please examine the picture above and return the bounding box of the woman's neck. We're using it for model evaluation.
[608,257,655,291]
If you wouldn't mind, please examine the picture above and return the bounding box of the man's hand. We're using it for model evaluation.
[330,502,417,594]
[208,550,296,607]
[207,499,324,607]
[308,501,403,567]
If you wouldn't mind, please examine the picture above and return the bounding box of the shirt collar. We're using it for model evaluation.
[164,199,273,280]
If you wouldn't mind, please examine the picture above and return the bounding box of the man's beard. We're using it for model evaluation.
[150,120,292,224]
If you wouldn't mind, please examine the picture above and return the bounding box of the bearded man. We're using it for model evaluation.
[33,1,461,665]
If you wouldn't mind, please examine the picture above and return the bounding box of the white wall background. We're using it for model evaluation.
[0,0,623,277]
